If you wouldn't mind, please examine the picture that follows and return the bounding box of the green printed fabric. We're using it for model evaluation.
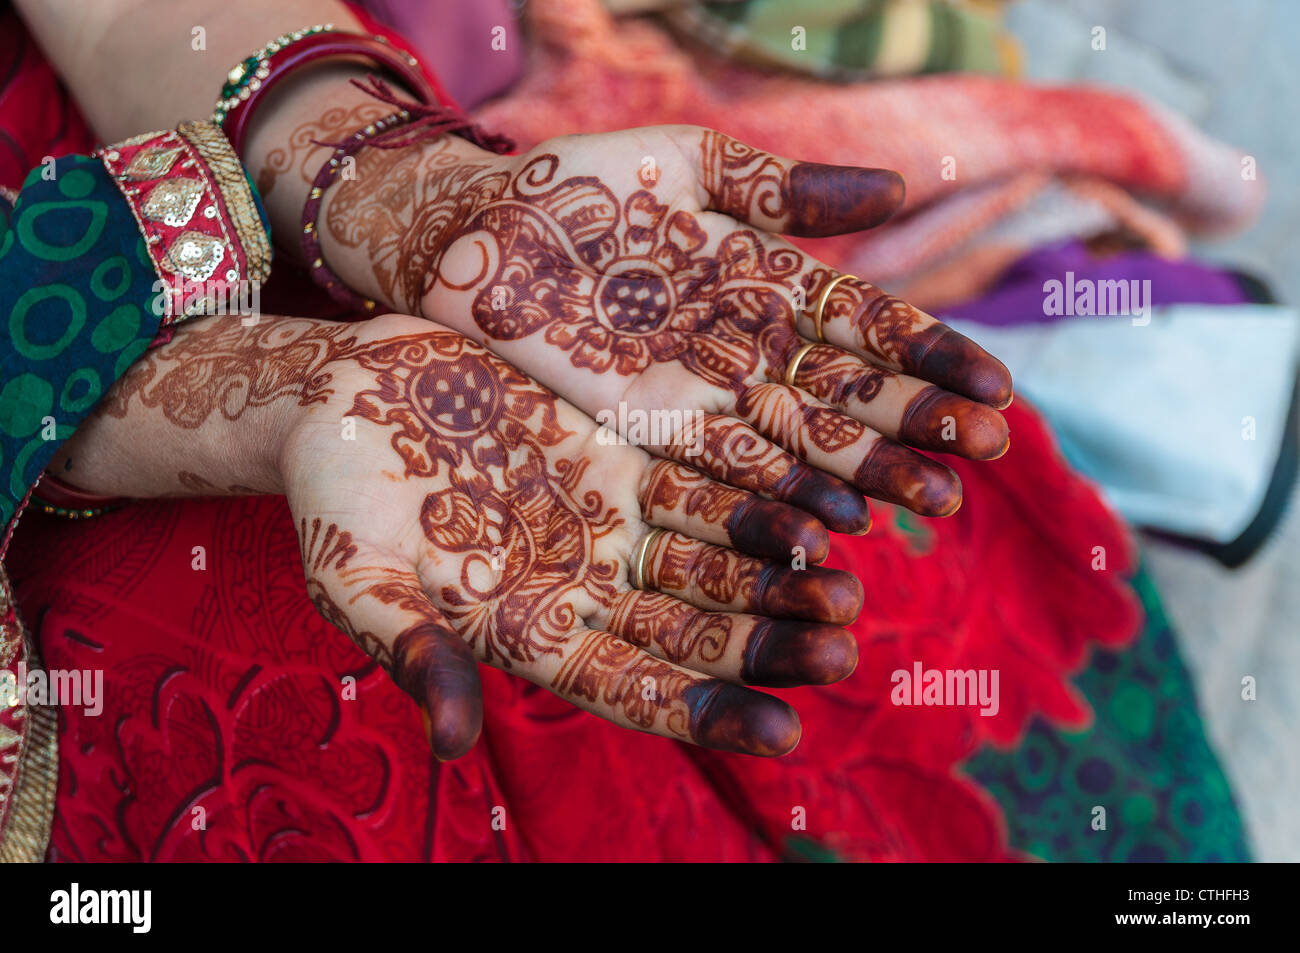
[661,0,1013,81]
[1,156,165,532]
[962,565,1250,861]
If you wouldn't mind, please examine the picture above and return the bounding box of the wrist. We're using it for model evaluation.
[318,134,510,317]
[48,316,349,500]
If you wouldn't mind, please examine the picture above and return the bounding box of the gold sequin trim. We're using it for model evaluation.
[142,177,204,227]
[122,145,185,181]
[176,120,272,282]
[162,230,226,281]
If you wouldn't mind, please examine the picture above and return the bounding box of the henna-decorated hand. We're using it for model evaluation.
[59,313,862,758]
[278,314,865,758]
[88,311,853,760]
[322,124,1014,531]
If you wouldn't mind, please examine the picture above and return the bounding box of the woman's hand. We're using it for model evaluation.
[321,124,1014,531]
[54,313,863,759]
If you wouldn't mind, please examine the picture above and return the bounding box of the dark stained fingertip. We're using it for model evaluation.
[685,681,801,756]
[742,620,859,687]
[426,693,483,762]
[393,623,483,761]
[854,440,963,517]
[915,326,1014,408]
[758,565,864,625]
[785,163,906,237]
[899,388,1011,460]
[781,467,872,535]
[728,498,831,564]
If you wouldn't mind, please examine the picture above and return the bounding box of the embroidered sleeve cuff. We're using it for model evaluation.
[97,120,271,324]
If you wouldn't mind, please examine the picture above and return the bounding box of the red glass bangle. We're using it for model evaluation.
[214,28,438,159]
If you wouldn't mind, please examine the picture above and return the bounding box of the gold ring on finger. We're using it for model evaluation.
[813,273,854,343]
[630,527,665,591]
[784,341,818,388]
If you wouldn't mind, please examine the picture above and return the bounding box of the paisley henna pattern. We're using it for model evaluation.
[101,321,361,428]
[326,146,507,311]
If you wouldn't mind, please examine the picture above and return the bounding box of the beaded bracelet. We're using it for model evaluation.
[32,474,123,520]
[212,24,334,128]
[300,108,412,312]
[300,76,516,313]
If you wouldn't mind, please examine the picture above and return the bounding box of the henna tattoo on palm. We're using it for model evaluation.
[98,315,859,757]
[323,125,1012,524]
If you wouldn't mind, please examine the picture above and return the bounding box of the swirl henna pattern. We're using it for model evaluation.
[85,314,861,759]
[321,125,1014,524]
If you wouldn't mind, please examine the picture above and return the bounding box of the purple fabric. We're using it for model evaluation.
[358,0,526,109]
[941,240,1250,326]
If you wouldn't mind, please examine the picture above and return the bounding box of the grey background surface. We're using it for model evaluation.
[1008,0,1299,861]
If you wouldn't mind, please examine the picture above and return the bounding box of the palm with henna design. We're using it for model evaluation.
[323,124,1014,529]
[279,314,862,760]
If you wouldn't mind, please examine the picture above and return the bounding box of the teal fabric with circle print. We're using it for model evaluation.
[962,566,1250,861]
[1,155,165,532]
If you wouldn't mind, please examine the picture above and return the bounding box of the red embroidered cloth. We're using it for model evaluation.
[9,398,1139,861]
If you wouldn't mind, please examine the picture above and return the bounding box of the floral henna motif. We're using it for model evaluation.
[458,161,803,390]
[327,138,806,390]
[341,333,624,668]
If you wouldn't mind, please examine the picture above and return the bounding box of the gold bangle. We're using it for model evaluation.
[784,342,817,387]
[630,527,664,591]
[812,273,854,343]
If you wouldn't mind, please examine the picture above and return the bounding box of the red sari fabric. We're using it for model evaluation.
[9,399,1140,862]
[1,5,1140,861]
